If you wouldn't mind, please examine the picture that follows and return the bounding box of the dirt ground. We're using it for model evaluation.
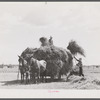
[0,66,100,89]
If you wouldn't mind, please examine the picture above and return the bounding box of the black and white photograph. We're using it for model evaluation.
[0,1,100,98]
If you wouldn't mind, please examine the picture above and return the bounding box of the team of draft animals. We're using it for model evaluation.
[18,36,85,84]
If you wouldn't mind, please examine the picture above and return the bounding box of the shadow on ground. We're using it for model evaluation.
[1,80,22,86]
[1,78,66,86]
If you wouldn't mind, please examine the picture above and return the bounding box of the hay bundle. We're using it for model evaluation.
[46,59,63,77]
[60,51,73,74]
[33,45,73,76]
[34,45,68,62]
[67,40,85,57]
[21,37,73,77]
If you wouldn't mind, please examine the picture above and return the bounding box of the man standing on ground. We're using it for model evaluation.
[74,56,84,77]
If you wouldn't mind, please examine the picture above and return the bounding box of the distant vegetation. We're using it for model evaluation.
[0,64,18,68]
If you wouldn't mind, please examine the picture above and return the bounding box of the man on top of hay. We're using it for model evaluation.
[49,36,53,45]
[74,56,84,77]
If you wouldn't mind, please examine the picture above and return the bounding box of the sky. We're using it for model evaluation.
[0,2,100,65]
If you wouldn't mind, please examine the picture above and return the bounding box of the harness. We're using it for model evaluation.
[19,59,30,73]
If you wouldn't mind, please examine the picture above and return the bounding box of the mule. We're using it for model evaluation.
[29,57,47,84]
[18,55,30,84]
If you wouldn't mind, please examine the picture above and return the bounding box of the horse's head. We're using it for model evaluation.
[18,55,27,67]
[18,55,23,66]
[29,57,37,68]
[30,57,35,63]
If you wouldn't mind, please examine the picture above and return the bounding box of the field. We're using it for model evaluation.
[0,66,100,89]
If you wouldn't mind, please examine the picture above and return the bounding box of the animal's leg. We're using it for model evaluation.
[44,70,47,83]
[26,72,29,84]
[40,73,43,83]
[42,75,46,83]
[51,74,54,82]
[25,73,27,84]
[30,72,32,81]
[30,73,31,81]
[21,73,22,83]
[39,75,42,83]
[58,73,61,80]
[22,73,24,83]
[37,75,40,84]
[27,73,29,84]
[21,73,24,83]
[41,75,44,83]
[30,72,33,82]
[37,71,40,84]
[43,72,47,83]
[35,73,38,84]
[32,73,34,83]
[28,71,30,83]
[45,75,46,82]
[28,72,30,83]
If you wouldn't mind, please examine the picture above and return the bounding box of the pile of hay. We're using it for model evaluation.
[21,37,73,77]
[67,40,85,57]
[34,45,68,61]
[34,45,73,76]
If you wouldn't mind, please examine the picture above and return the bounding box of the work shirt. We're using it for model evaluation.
[77,60,82,68]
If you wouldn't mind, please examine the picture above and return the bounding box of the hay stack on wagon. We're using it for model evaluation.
[21,37,73,78]
[34,45,73,77]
